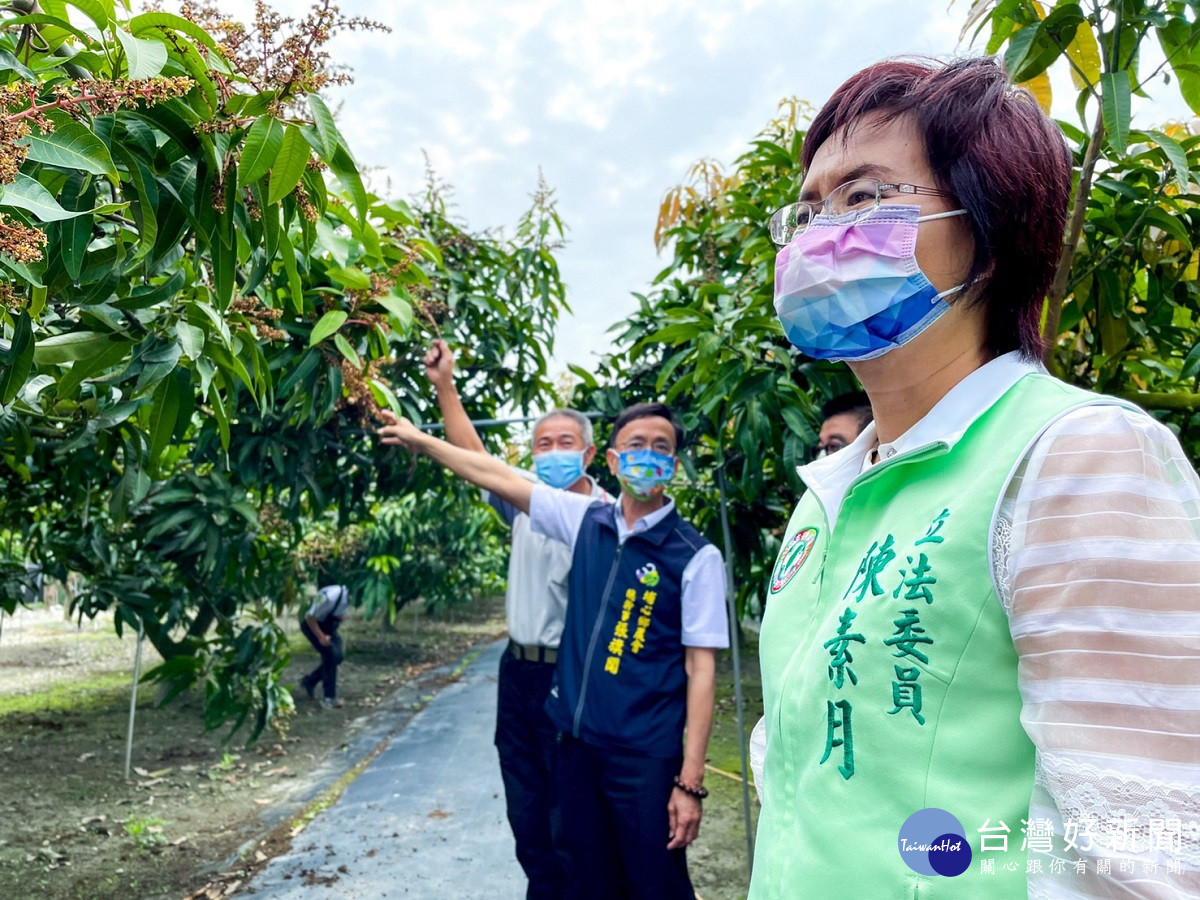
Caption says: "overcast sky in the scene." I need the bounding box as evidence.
[217,0,1193,378]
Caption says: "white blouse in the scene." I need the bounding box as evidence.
[751,354,1200,897]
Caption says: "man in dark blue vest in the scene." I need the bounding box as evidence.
[379,402,728,900]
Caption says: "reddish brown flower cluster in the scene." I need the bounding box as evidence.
[230,295,287,342]
[413,292,449,334]
[0,281,24,310]
[0,77,192,262]
[336,356,390,424]
[0,214,47,264]
[0,78,193,185]
[293,182,318,223]
[243,188,261,221]
[176,0,388,111]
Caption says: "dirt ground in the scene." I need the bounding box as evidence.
[0,600,762,899]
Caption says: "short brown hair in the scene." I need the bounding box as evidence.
[803,56,1072,359]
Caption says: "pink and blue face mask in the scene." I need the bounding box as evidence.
[773,204,967,362]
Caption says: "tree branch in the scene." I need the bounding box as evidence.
[1043,110,1107,364]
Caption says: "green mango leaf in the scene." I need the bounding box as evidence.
[0,252,44,287]
[33,330,114,364]
[238,116,283,189]
[148,368,188,472]
[307,93,343,160]
[329,144,367,226]
[225,91,277,119]
[1101,71,1131,154]
[1138,129,1192,189]
[267,124,310,206]
[278,347,320,396]
[54,337,131,399]
[164,32,219,119]
[0,311,33,404]
[1144,207,1193,249]
[376,293,412,332]
[1157,21,1200,116]
[109,459,150,525]
[0,49,36,81]
[308,310,347,347]
[1182,339,1200,381]
[129,11,218,49]
[0,13,95,48]
[1,174,83,222]
[207,382,230,450]
[176,321,205,360]
[40,0,111,30]
[21,121,118,181]
[326,266,372,290]
[115,28,168,79]
[278,229,304,314]
[368,377,401,415]
[333,333,360,368]
[1004,5,1085,83]
[58,175,96,281]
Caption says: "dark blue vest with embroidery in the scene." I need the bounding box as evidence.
[545,502,711,757]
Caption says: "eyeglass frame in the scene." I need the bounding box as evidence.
[615,438,675,456]
[768,178,955,246]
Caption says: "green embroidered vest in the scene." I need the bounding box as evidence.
[750,374,1123,899]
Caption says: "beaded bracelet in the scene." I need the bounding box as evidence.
[672,775,709,800]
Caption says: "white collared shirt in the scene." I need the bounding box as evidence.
[486,471,612,648]
[750,352,1200,895]
[529,486,730,649]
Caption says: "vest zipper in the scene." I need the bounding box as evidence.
[573,543,623,737]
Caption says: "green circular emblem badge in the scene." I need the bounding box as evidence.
[770,527,819,594]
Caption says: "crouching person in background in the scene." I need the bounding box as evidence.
[300,584,349,709]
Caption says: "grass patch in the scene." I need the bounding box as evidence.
[0,669,139,716]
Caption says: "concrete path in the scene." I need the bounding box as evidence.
[243,639,524,898]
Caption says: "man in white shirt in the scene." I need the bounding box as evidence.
[423,340,609,900]
[300,584,349,709]
[379,401,728,900]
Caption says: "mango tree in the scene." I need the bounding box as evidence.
[0,1,568,739]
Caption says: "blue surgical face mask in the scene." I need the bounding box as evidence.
[616,449,675,501]
[534,449,586,489]
[774,204,968,362]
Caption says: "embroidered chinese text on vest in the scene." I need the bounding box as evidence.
[750,374,1130,899]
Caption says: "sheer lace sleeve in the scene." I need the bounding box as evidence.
[1002,404,1200,897]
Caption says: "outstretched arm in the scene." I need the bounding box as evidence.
[424,340,487,454]
[377,410,534,513]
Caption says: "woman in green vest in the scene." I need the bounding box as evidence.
[753,56,1200,897]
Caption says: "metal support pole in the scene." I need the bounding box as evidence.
[124,618,145,780]
[717,466,756,872]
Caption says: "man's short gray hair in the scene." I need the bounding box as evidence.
[533,408,593,446]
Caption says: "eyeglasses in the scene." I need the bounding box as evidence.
[813,439,847,461]
[768,177,954,246]
[617,439,675,455]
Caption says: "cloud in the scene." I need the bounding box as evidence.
[179,1,1193,380]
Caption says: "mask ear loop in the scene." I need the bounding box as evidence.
[917,208,972,303]
[915,208,968,223]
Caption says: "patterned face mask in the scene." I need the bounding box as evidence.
[773,204,967,362]
[533,449,586,489]
[616,449,675,501]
